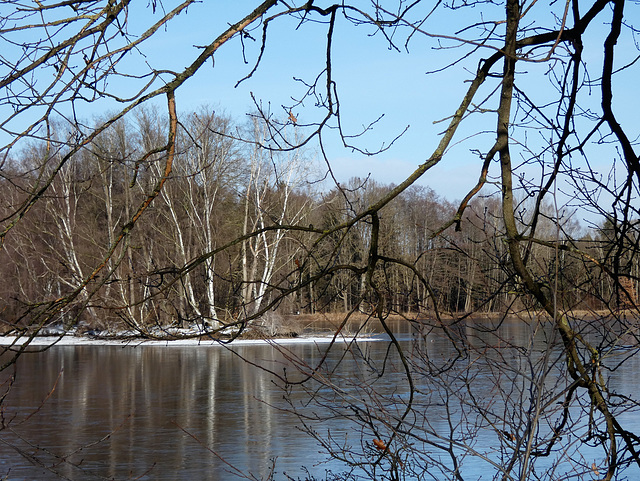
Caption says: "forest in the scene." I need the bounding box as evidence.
[1,107,636,335]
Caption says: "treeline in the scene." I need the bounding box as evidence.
[0,108,637,332]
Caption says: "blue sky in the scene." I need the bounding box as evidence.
[4,1,637,221]
[118,2,485,200]
[137,1,637,218]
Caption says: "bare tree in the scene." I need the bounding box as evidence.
[0,1,639,480]
[240,117,314,321]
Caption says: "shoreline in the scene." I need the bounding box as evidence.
[0,333,386,347]
[1,310,626,348]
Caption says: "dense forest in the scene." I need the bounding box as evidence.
[1,108,636,334]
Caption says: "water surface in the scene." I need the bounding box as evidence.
[0,319,639,480]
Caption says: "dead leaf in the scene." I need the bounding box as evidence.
[373,439,386,451]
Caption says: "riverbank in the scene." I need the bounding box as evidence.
[0,334,374,347]
[0,309,626,347]
[0,312,406,347]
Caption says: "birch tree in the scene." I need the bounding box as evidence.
[151,108,244,329]
[241,118,313,319]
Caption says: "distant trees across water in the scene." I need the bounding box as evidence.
[0,109,636,333]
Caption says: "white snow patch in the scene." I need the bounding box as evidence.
[0,334,385,347]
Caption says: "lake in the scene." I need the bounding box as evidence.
[0,317,639,480]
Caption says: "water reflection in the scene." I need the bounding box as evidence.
[0,343,342,480]
[0,318,638,480]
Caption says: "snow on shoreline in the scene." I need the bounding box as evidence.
[0,334,386,347]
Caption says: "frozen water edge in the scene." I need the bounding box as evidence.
[0,333,386,347]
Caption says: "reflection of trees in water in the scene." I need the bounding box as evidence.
[1,320,640,479]
[0,346,306,480]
